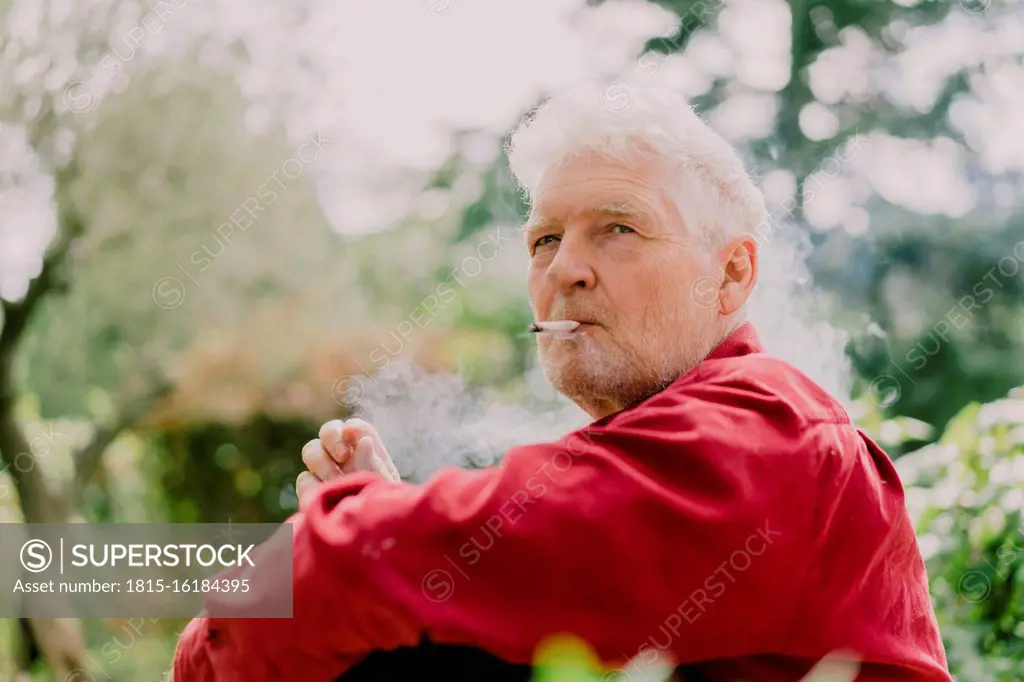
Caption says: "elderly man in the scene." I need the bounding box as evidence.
[173,84,952,681]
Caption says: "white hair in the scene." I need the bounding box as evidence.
[506,81,768,252]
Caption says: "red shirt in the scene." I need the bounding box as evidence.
[173,323,952,681]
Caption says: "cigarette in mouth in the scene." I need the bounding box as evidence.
[528,320,581,333]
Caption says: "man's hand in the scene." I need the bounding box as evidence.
[297,419,400,508]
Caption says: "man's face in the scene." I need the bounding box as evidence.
[525,150,722,417]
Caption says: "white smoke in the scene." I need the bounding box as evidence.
[352,359,590,483]
[746,218,852,406]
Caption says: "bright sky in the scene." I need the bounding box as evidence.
[1,0,1022,301]
[278,0,678,238]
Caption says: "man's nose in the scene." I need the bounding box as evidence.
[545,236,596,291]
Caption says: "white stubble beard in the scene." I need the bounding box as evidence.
[539,301,722,412]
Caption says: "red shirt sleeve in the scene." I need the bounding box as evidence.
[173,381,819,682]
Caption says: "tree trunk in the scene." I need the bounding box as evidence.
[0,375,87,681]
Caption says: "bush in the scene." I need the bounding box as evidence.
[892,389,1024,681]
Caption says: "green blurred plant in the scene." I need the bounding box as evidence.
[531,635,860,682]
[884,389,1024,681]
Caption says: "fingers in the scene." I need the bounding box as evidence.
[341,418,381,451]
[301,438,342,481]
[343,419,399,480]
[321,418,383,474]
[378,451,400,483]
[318,420,350,469]
[316,418,400,481]
[298,431,399,513]
[351,436,399,483]
[376,455,400,483]
[296,471,319,509]
[352,436,376,475]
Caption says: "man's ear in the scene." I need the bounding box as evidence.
[717,234,758,316]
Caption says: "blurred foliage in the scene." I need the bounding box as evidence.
[531,634,862,681]
[892,391,1024,682]
[156,417,315,523]
[24,619,184,682]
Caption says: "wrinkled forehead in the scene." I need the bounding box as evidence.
[524,151,691,234]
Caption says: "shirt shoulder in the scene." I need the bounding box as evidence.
[680,351,851,427]
[593,352,852,474]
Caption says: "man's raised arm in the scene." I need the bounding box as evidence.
[172,394,812,682]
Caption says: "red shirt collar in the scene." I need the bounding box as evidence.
[704,321,763,362]
[591,322,764,426]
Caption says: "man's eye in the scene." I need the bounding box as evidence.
[533,235,560,250]
[611,224,636,234]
